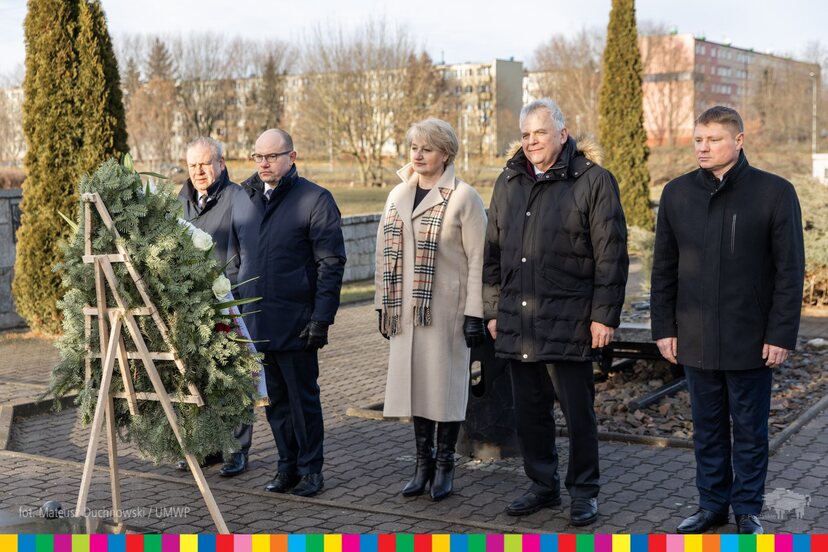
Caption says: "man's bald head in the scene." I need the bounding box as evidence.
[253,129,297,185]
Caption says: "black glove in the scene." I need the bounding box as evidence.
[299,320,329,350]
[377,310,389,340]
[463,316,485,348]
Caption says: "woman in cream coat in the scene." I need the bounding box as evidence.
[375,118,487,501]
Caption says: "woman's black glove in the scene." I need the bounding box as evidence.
[377,310,389,340]
[463,316,485,348]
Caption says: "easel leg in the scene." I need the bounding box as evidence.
[182,455,230,534]
[122,315,229,533]
[105,396,122,526]
[76,317,122,517]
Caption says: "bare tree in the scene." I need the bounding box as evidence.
[638,33,696,147]
[0,87,26,164]
[749,59,816,145]
[530,28,605,139]
[300,19,417,186]
[241,40,295,148]
[390,52,448,159]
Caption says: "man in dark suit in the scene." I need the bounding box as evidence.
[651,106,805,534]
[177,136,259,477]
[241,129,346,497]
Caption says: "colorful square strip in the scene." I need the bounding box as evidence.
[0,533,825,552]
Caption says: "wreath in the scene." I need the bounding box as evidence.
[51,157,261,463]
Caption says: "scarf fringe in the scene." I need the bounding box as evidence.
[413,306,431,327]
[381,310,401,337]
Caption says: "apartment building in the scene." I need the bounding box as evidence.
[639,33,820,145]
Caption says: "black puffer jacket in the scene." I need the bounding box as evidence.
[483,138,629,362]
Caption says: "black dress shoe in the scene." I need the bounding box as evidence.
[265,471,300,493]
[676,508,729,533]
[570,497,599,527]
[292,473,324,497]
[219,453,248,477]
[176,452,223,472]
[506,491,561,516]
[736,514,763,534]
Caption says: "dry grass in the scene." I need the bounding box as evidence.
[0,167,25,189]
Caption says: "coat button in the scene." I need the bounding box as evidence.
[526,211,531,216]
[521,257,527,262]
[574,172,579,176]
[522,301,527,306]
[522,354,528,359]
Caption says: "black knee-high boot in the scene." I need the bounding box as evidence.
[430,421,461,501]
[402,416,436,497]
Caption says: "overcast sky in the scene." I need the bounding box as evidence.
[1,0,826,79]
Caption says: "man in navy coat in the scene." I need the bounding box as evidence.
[651,106,805,534]
[241,129,346,497]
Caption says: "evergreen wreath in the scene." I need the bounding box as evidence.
[51,157,260,463]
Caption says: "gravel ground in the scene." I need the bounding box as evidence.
[585,337,828,439]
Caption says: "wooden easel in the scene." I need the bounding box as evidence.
[75,192,228,533]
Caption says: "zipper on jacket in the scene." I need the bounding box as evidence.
[730,213,737,256]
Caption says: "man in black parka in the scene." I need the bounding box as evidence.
[241,129,346,498]
[177,136,260,477]
[651,106,805,535]
[483,98,629,526]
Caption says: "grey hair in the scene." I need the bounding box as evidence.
[405,117,459,167]
[519,98,566,132]
[186,136,224,161]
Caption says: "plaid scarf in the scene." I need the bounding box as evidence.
[381,186,453,336]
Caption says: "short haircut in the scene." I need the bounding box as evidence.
[695,106,744,134]
[186,136,224,161]
[406,118,459,166]
[520,98,566,132]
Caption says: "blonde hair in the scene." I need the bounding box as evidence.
[405,118,459,166]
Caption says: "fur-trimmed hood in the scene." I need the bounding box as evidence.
[506,135,604,166]
[503,136,604,182]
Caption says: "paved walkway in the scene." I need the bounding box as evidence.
[0,303,826,533]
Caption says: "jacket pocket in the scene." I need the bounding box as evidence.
[725,209,738,258]
[539,266,590,295]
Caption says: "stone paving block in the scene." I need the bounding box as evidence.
[4,303,828,533]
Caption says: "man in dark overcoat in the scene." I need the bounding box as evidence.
[483,98,629,526]
[241,129,346,498]
[177,136,260,477]
[651,106,805,534]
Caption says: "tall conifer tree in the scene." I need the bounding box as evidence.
[13,0,128,334]
[598,0,653,230]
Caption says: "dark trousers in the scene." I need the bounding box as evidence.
[234,418,253,455]
[263,350,324,475]
[510,360,600,498]
[685,365,773,515]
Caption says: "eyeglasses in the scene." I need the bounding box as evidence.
[251,150,292,164]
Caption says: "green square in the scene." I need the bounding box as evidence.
[144,534,162,552]
[307,534,325,552]
[35,534,52,552]
[576,534,594,552]
[396,534,414,552]
[738,535,756,552]
[468,534,487,552]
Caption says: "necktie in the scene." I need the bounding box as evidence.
[265,188,273,202]
[198,194,207,210]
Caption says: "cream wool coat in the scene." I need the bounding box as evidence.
[374,162,487,421]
